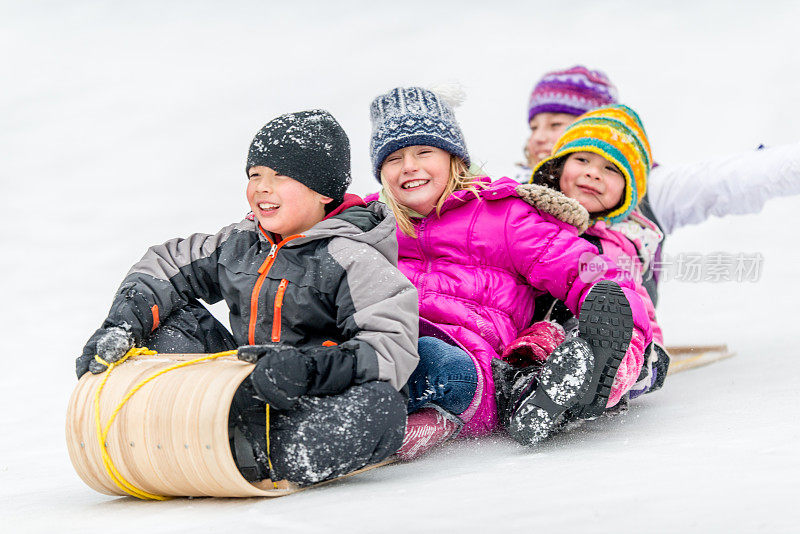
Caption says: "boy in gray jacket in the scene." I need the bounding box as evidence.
[76,110,419,486]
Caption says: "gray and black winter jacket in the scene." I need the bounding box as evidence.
[81,199,419,392]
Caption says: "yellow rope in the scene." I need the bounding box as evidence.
[92,346,273,500]
[265,404,277,489]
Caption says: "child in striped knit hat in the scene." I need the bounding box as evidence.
[498,105,668,416]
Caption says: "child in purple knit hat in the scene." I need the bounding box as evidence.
[511,64,800,310]
[523,66,618,171]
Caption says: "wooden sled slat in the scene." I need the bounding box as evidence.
[66,354,307,497]
[664,344,735,375]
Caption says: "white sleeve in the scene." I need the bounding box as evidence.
[647,142,800,234]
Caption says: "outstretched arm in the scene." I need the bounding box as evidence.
[648,142,800,234]
[77,223,239,377]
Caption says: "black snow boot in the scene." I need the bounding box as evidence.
[571,280,634,420]
[228,380,272,482]
[505,337,595,445]
[491,358,542,429]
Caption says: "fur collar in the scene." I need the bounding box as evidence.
[515,184,590,234]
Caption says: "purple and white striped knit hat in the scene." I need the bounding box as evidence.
[528,65,619,121]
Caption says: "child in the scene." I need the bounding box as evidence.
[514,65,800,305]
[75,109,420,486]
[368,86,654,451]
[512,104,668,401]
[515,66,617,181]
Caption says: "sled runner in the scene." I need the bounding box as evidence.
[66,353,393,499]
[664,344,735,375]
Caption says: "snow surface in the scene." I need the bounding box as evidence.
[2,1,799,532]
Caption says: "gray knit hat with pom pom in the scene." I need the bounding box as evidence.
[369,86,470,180]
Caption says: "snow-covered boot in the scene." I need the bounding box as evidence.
[572,280,634,419]
[395,405,463,461]
[506,337,595,445]
[492,358,542,429]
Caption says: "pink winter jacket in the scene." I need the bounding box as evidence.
[584,219,664,345]
[389,178,653,436]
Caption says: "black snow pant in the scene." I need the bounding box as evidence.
[143,300,406,486]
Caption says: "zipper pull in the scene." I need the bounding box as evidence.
[258,244,278,274]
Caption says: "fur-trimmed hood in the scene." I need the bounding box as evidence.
[515,183,590,234]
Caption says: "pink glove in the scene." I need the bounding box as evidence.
[501,321,566,368]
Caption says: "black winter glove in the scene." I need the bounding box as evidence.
[76,325,135,378]
[238,344,358,411]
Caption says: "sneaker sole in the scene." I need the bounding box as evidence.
[574,281,633,419]
[507,338,593,445]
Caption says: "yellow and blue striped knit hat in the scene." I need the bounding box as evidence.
[530,104,652,224]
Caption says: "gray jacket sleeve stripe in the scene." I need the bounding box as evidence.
[108,221,243,339]
[327,236,419,392]
[128,222,241,283]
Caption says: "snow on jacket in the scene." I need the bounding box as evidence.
[392,177,653,436]
[88,197,419,391]
[647,142,800,234]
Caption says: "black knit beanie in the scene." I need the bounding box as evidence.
[246,109,352,203]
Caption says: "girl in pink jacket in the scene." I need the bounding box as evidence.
[368,87,653,455]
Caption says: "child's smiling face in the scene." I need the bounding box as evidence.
[246,166,332,237]
[526,112,578,166]
[559,151,625,215]
[380,145,451,216]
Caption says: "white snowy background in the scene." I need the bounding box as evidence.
[2,1,799,532]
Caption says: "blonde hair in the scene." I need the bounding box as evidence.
[380,154,485,238]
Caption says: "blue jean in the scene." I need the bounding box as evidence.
[407,336,478,416]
